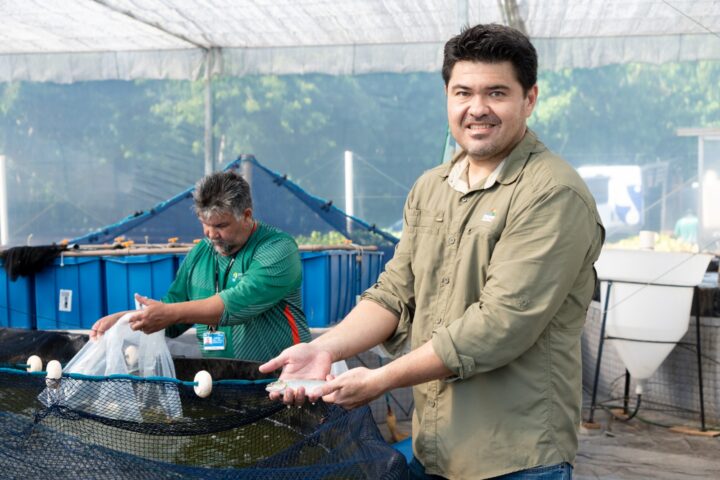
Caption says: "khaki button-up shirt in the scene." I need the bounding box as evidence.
[363,131,604,479]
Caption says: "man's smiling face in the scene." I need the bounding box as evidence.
[446,60,537,167]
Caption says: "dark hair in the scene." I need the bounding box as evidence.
[193,170,252,220]
[442,23,537,94]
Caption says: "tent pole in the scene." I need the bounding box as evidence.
[344,150,354,234]
[0,155,8,246]
[204,48,215,175]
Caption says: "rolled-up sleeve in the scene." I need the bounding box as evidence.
[432,185,599,378]
[218,236,301,326]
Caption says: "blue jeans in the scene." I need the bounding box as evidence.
[408,458,572,480]
[492,463,573,479]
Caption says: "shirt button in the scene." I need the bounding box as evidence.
[448,236,456,244]
[428,400,436,408]
[461,197,469,203]
[441,277,449,285]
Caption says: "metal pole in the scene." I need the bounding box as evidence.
[694,286,707,431]
[344,150,354,234]
[623,369,631,415]
[588,281,613,424]
[0,155,8,246]
[204,48,215,175]
[660,164,668,233]
[697,137,704,247]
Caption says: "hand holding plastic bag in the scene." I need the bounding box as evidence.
[40,311,182,421]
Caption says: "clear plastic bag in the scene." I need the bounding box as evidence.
[40,311,182,422]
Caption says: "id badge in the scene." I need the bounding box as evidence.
[202,331,226,351]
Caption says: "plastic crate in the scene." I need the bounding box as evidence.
[356,251,384,296]
[300,250,358,327]
[35,256,105,330]
[0,258,35,329]
[104,254,177,313]
[176,253,188,272]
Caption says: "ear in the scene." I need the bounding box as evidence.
[243,207,253,221]
[524,84,538,117]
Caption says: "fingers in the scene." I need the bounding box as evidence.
[127,313,151,334]
[89,318,108,340]
[127,312,142,330]
[134,293,159,306]
[259,354,287,373]
[308,382,334,404]
[284,386,307,406]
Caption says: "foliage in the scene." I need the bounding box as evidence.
[531,62,720,179]
[0,61,719,245]
[294,230,349,246]
[606,233,698,253]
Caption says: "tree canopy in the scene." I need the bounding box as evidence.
[1,61,718,245]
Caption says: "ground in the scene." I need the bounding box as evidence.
[575,408,720,479]
[378,403,720,479]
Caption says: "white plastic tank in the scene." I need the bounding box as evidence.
[595,249,712,380]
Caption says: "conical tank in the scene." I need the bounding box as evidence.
[595,249,712,380]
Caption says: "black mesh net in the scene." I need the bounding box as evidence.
[0,330,407,479]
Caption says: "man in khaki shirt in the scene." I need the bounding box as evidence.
[262,24,604,479]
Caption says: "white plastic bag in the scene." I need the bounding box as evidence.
[40,311,182,421]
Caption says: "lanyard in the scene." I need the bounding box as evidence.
[213,221,257,293]
[210,254,236,333]
[209,221,256,332]
[215,255,237,294]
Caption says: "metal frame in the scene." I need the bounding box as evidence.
[587,281,709,431]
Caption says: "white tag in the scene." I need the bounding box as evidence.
[202,331,226,351]
[58,289,73,312]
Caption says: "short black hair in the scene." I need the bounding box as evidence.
[442,23,537,94]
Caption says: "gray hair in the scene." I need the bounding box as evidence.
[193,170,253,220]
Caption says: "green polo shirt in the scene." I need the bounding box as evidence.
[363,130,605,478]
[164,221,310,362]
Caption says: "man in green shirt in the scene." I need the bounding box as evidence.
[261,24,604,479]
[91,171,310,362]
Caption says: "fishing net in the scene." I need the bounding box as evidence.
[0,331,407,479]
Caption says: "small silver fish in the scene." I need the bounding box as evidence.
[265,379,326,394]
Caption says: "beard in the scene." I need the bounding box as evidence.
[212,240,238,256]
[464,139,503,159]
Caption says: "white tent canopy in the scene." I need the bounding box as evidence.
[1,0,719,83]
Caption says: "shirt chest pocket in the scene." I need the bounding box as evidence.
[406,208,444,235]
[463,215,502,248]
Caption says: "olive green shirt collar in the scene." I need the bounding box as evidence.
[438,129,545,187]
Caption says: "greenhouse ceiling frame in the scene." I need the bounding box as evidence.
[0,0,718,174]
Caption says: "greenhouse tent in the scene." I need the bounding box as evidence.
[1,0,718,173]
[70,154,398,256]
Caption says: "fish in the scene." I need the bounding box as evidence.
[265,379,327,395]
